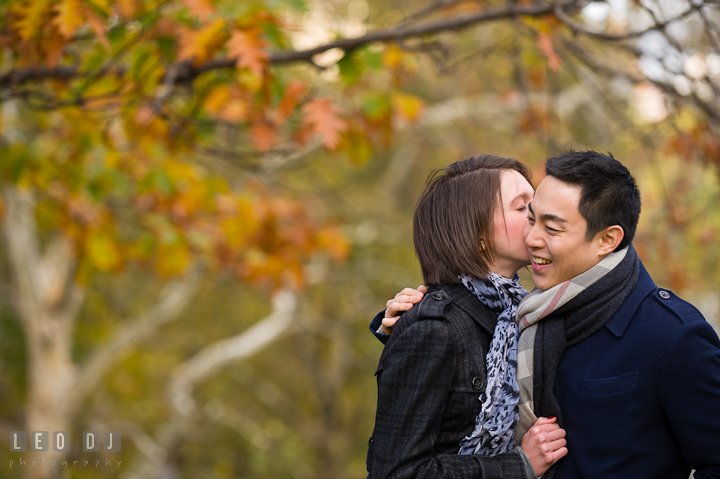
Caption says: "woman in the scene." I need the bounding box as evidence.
[366,155,566,479]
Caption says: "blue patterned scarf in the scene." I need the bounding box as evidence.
[457,272,528,456]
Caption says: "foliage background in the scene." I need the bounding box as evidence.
[0,0,719,478]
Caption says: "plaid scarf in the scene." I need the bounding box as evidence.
[514,245,639,478]
[457,272,528,456]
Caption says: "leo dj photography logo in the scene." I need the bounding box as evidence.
[9,431,122,470]
[10,431,121,452]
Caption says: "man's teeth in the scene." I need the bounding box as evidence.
[533,257,552,265]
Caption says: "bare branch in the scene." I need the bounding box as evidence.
[553,0,709,41]
[74,268,202,409]
[168,288,297,417]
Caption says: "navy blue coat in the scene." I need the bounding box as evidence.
[551,261,720,479]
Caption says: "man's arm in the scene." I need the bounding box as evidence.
[369,311,390,344]
[659,319,720,478]
[369,287,426,343]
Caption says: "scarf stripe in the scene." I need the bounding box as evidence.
[517,247,629,333]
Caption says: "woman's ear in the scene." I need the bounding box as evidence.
[598,225,624,255]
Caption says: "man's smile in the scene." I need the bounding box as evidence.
[532,256,552,265]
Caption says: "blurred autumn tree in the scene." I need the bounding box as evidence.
[0,0,719,478]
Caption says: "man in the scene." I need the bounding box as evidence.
[373,151,720,478]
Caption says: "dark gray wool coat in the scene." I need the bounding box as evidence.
[367,283,527,479]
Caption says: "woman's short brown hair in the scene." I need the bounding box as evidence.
[413,154,532,285]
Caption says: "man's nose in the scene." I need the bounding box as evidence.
[525,223,542,248]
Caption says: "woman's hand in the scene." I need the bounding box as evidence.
[378,286,427,335]
[520,416,568,477]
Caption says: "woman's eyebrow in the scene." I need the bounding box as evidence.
[510,192,532,204]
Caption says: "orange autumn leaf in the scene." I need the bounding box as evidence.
[250,121,277,151]
[183,0,216,22]
[115,0,138,18]
[178,19,227,65]
[83,6,110,49]
[227,29,269,77]
[537,33,562,72]
[301,98,348,150]
[53,0,85,39]
[276,80,307,123]
[45,33,66,68]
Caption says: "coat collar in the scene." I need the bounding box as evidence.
[427,283,498,335]
[604,260,656,338]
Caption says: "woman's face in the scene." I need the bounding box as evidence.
[488,169,534,277]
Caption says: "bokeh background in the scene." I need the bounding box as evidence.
[1,0,719,478]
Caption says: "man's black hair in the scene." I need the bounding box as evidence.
[545,150,641,251]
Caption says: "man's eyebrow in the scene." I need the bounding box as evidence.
[527,203,568,223]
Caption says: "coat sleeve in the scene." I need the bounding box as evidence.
[369,311,390,345]
[659,319,720,479]
[369,318,526,479]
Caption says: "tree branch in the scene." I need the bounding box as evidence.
[553,0,711,41]
[0,1,576,90]
[168,288,297,417]
[0,185,43,322]
[121,288,298,479]
[74,267,202,410]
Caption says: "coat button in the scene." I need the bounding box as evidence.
[431,292,445,300]
[472,377,484,390]
[659,290,670,300]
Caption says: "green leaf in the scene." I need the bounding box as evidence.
[361,93,391,120]
[338,50,364,85]
[361,47,384,70]
[0,144,30,182]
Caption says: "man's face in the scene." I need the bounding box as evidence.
[525,176,607,290]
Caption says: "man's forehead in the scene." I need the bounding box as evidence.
[532,176,582,218]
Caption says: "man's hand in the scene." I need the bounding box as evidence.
[378,286,427,335]
[520,417,568,477]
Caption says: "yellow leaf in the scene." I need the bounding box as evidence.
[84,0,114,15]
[205,85,249,122]
[205,85,231,113]
[86,230,122,271]
[14,0,54,42]
[392,92,425,122]
[178,19,228,66]
[53,0,85,39]
[383,44,403,69]
[156,241,191,277]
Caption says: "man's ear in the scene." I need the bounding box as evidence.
[597,225,624,255]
